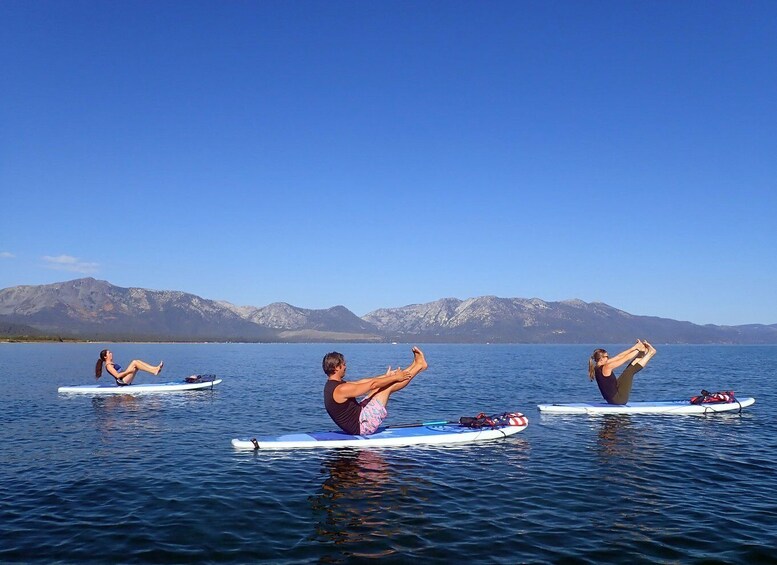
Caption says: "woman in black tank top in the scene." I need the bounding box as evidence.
[588,340,657,404]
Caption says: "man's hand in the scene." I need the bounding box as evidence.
[386,366,411,381]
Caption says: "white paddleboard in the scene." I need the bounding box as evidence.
[58,376,222,394]
[232,417,528,450]
[537,397,755,415]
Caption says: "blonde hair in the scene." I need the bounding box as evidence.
[588,348,607,381]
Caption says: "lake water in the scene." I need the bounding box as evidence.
[1,343,776,563]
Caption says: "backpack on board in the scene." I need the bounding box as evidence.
[459,412,528,428]
[690,390,736,405]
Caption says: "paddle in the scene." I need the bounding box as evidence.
[385,411,528,430]
[385,420,455,429]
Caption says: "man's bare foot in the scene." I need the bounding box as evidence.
[412,346,428,372]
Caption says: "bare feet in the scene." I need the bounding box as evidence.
[636,342,656,366]
[412,346,428,372]
[154,361,164,375]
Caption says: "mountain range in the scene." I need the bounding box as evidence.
[1,278,775,343]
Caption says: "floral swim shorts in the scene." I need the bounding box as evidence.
[358,396,387,435]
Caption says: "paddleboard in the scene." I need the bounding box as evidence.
[537,397,755,415]
[232,417,528,450]
[58,376,222,394]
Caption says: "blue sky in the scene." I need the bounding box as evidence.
[2,1,776,325]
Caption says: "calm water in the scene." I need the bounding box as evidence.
[1,343,776,563]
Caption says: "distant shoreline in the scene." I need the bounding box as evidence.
[1,336,84,343]
[3,336,777,346]
[0,337,216,344]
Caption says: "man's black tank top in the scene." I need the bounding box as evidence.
[324,379,361,435]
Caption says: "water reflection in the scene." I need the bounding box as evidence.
[309,449,415,561]
[595,415,638,457]
[91,395,164,440]
[504,436,531,468]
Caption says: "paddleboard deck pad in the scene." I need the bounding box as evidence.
[58,376,222,394]
[232,414,528,450]
[537,397,755,415]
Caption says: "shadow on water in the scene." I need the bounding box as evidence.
[305,437,532,562]
[308,448,423,562]
[595,415,641,459]
[90,394,165,435]
[308,449,394,558]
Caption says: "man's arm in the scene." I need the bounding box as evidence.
[333,368,411,402]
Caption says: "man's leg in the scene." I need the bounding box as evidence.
[358,396,388,435]
[370,347,428,405]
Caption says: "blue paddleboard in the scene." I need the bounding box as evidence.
[232,415,528,450]
[58,376,221,394]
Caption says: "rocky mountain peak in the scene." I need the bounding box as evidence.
[1,279,776,343]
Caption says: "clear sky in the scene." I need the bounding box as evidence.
[2,1,776,325]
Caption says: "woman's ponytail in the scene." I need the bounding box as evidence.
[95,349,108,379]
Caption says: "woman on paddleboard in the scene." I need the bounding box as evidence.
[589,340,656,405]
[323,346,428,435]
[95,349,164,386]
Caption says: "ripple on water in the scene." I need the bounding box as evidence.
[1,344,776,563]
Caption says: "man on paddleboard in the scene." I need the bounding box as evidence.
[323,347,428,435]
